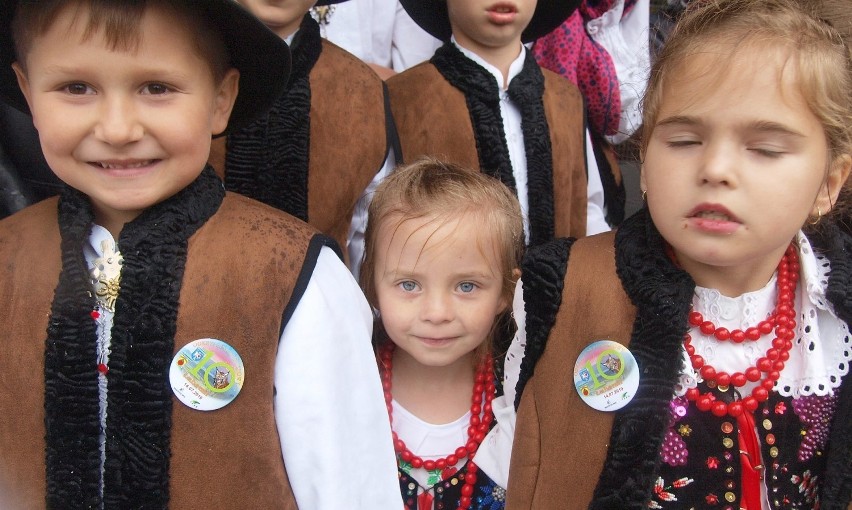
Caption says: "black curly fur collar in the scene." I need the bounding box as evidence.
[44,167,224,508]
[224,14,322,222]
[431,42,555,246]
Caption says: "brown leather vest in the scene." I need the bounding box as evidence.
[209,40,387,261]
[506,232,634,509]
[0,193,320,509]
[387,62,588,238]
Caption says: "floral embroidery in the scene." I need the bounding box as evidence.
[706,457,719,469]
[648,477,693,508]
[775,402,787,414]
[791,470,820,505]
[678,424,692,437]
[705,493,719,505]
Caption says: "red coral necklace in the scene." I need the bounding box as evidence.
[682,244,799,417]
[379,343,495,510]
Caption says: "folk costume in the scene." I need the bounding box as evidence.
[0,170,403,509]
[389,0,625,240]
[0,0,402,507]
[208,9,394,270]
[505,208,852,510]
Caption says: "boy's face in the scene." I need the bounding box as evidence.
[447,0,537,54]
[237,0,318,39]
[13,3,238,232]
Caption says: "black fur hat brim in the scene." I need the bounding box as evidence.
[0,0,291,136]
[399,0,580,43]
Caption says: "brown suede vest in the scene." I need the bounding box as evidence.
[0,193,320,509]
[209,40,387,260]
[387,62,588,238]
[506,232,634,509]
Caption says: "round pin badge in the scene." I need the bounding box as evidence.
[170,338,245,411]
[573,340,639,412]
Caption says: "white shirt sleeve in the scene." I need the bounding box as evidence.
[585,0,650,144]
[585,129,612,235]
[348,148,396,283]
[390,1,442,71]
[274,247,403,509]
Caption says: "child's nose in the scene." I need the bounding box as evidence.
[420,291,453,323]
[93,96,144,145]
[698,141,737,187]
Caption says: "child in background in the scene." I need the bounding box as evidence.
[506,0,852,508]
[360,159,525,509]
[388,0,624,242]
[210,0,395,275]
[0,0,401,507]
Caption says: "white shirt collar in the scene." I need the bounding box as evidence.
[450,36,526,91]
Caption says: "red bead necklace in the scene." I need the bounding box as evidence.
[379,343,495,510]
[683,244,799,418]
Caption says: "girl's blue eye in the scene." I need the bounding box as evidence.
[400,281,417,292]
[459,282,475,293]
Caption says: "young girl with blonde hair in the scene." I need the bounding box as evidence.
[361,158,525,509]
[505,0,852,508]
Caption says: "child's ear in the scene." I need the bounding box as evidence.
[813,153,852,216]
[12,62,35,127]
[211,68,240,136]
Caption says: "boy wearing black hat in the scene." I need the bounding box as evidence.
[0,0,402,508]
[388,0,623,245]
[209,0,395,276]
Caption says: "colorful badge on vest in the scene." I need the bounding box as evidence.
[170,338,245,411]
[574,340,639,412]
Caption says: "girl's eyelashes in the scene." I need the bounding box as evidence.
[748,147,785,158]
[398,280,419,292]
[666,139,701,148]
[458,281,476,293]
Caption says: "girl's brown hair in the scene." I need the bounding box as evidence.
[360,157,525,356]
[642,0,852,228]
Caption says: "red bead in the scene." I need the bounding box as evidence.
[745,367,762,382]
[459,496,472,508]
[447,455,458,466]
[752,386,769,402]
[767,349,779,361]
[779,350,790,362]
[697,396,713,412]
[727,401,744,417]
[762,379,775,391]
[731,372,747,387]
[700,321,716,335]
[773,360,785,371]
[730,330,746,343]
[461,484,474,497]
[743,396,759,412]
[411,458,423,469]
[685,343,695,356]
[423,460,436,471]
[711,401,728,417]
[759,321,774,334]
[97,363,109,375]
[456,447,468,459]
[714,328,730,341]
[400,451,412,462]
[689,311,703,325]
[715,372,731,387]
[685,388,700,401]
[745,327,761,341]
[691,355,705,369]
[466,440,478,453]
[757,358,772,372]
[767,370,780,381]
[700,365,716,380]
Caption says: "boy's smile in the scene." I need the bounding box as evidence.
[13,2,238,236]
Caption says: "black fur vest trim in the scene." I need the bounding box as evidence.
[44,167,224,509]
[431,43,555,246]
[224,14,322,222]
